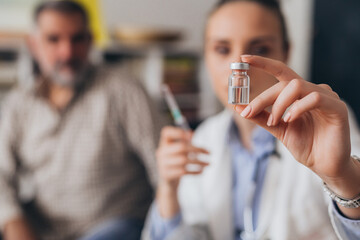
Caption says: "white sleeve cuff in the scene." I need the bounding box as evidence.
[329,200,360,240]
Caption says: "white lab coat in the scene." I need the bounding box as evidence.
[173,108,360,240]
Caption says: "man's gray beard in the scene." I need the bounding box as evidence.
[48,62,90,88]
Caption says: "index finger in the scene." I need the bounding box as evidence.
[159,126,192,146]
[241,55,301,82]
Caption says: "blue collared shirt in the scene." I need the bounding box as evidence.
[228,123,275,238]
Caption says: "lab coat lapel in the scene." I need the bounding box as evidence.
[256,143,283,239]
[203,113,233,240]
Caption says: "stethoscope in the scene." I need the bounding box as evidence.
[241,180,259,240]
[239,150,280,240]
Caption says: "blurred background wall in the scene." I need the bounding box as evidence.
[0,0,358,125]
[311,0,360,122]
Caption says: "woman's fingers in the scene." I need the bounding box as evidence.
[158,142,210,163]
[238,55,342,125]
[159,126,192,146]
[283,92,347,123]
[159,154,208,180]
[162,155,209,168]
[162,168,203,180]
[241,55,301,82]
[269,79,335,125]
[158,141,209,156]
[157,126,210,182]
[238,77,341,126]
[318,84,340,99]
[235,91,347,141]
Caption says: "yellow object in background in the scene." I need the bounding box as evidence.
[71,0,109,48]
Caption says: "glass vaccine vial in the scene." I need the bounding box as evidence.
[228,62,250,105]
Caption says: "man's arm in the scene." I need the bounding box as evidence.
[0,92,37,240]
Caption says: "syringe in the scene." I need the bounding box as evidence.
[161,84,191,131]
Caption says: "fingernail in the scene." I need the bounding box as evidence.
[240,105,251,118]
[283,112,291,122]
[267,114,273,126]
[241,55,252,60]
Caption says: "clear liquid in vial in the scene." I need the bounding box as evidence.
[228,86,249,105]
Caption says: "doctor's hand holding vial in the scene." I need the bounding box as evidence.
[235,54,360,219]
[147,0,360,240]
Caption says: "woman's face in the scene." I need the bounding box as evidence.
[205,1,288,107]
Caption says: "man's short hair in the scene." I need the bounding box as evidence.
[34,1,89,26]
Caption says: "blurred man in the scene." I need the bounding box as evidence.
[0,1,159,240]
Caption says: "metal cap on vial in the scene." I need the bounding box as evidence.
[230,62,250,70]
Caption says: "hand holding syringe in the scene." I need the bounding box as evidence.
[161,84,209,173]
[156,85,209,219]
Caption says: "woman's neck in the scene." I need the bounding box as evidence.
[233,112,257,151]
